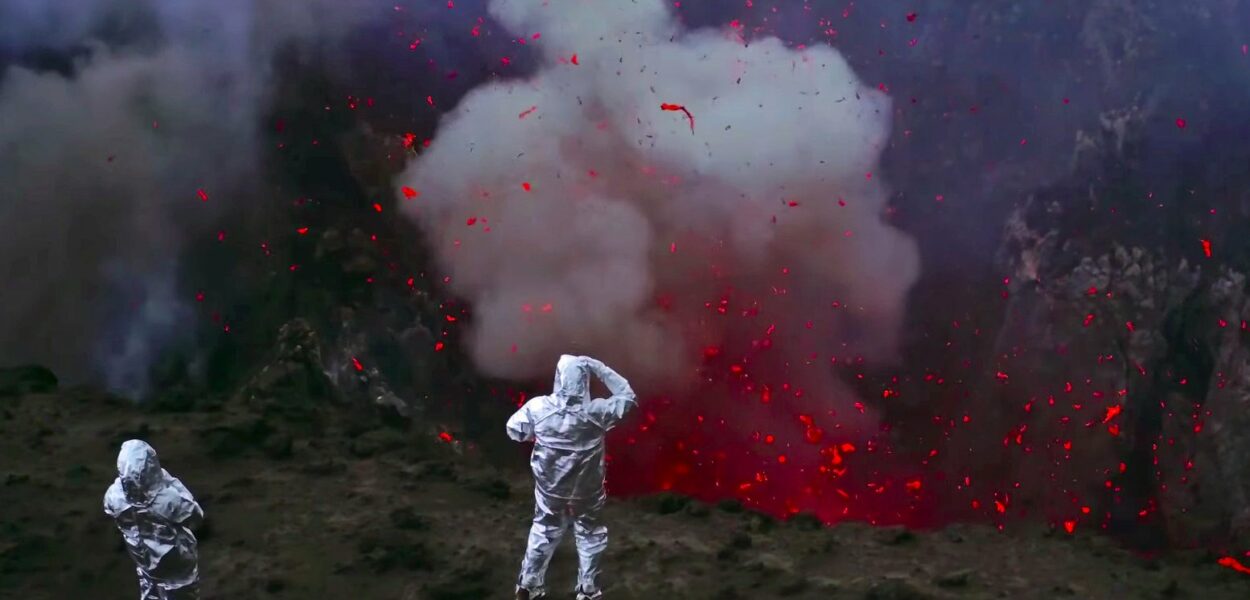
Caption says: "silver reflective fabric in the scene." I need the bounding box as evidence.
[508,355,637,597]
[103,440,203,600]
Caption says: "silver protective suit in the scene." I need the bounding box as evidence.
[103,440,203,600]
[508,355,636,597]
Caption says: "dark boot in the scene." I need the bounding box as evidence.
[576,587,603,600]
[516,586,545,600]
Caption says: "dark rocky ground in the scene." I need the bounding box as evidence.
[2,370,1249,600]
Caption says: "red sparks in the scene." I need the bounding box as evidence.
[401,186,419,199]
[296,227,309,235]
[1218,556,1250,575]
[1201,239,1212,257]
[522,182,532,191]
[1103,404,1123,423]
[660,103,695,133]
[438,431,454,443]
[434,342,445,351]
[351,357,364,372]
[1063,520,1076,534]
[373,202,383,213]
[570,53,580,65]
[519,105,538,119]
[196,189,209,202]
[1176,118,1187,129]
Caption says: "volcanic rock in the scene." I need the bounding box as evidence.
[934,568,973,588]
[239,319,335,410]
[0,365,57,397]
[865,578,935,600]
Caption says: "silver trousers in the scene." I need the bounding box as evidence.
[517,488,608,596]
[138,570,199,600]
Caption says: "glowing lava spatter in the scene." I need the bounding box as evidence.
[660,103,695,133]
[1218,556,1250,575]
[394,0,1225,539]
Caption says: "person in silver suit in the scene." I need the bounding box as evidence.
[104,440,203,600]
[507,355,637,600]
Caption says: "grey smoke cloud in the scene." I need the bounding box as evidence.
[397,0,920,422]
[0,0,378,394]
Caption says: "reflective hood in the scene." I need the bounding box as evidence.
[552,354,591,404]
[117,439,163,504]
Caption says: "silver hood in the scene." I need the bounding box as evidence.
[552,354,591,405]
[117,439,164,505]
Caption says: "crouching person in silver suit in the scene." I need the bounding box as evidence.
[508,355,637,600]
[104,440,203,599]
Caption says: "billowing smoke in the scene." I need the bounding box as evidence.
[397,0,920,432]
[0,0,374,395]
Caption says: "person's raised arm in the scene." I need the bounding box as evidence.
[506,402,536,442]
[582,357,637,429]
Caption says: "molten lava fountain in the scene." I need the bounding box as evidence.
[396,0,922,525]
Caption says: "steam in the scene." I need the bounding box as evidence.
[397,0,919,420]
[0,0,373,394]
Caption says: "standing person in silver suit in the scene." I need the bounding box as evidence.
[507,355,637,600]
[104,440,203,599]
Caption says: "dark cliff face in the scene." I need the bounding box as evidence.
[986,107,1250,549]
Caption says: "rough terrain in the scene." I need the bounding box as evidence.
[2,373,1248,600]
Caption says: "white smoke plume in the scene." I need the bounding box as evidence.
[397,0,920,423]
[0,0,375,394]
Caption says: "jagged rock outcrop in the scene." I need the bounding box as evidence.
[237,318,335,407]
[990,103,1250,548]
[325,307,417,418]
[1175,270,1250,546]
